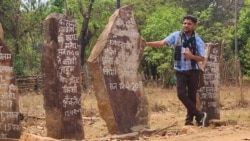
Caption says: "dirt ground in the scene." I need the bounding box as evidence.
[19,83,250,141]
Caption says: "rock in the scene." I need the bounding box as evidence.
[0,138,19,141]
[209,119,228,127]
[0,22,3,40]
[20,133,59,141]
[42,13,83,139]
[197,43,220,126]
[0,30,21,139]
[130,125,149,132]
[88,5,149,134]
[180,126,199,134]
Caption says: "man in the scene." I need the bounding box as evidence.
[144,15,207,127]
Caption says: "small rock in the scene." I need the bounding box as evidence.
[180,126,199,134]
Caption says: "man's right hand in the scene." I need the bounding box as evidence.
[141,37,147,47]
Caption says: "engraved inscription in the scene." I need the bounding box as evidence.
[57,18,81,117]
[100,15,143,92]
[198,45,220,111]
[0,41,20,139]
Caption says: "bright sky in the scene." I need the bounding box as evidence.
[22,0,48,3]
[40,0,48,3]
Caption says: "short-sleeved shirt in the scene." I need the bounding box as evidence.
[165,31,205,71]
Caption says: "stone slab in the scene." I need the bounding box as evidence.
[42,13,83,139]
[88,5,149,134]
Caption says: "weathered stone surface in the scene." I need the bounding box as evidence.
[0,22,3,40]
[42,13,84,139]
[197,43,220,126]
[198,43,212,71]
[88,5,149,134]
[196,43,212,111]
[209,119,228,127]
[0,138,18,141]
[130,125,149,132]
[0,35,21,138]
[20,133,58,141]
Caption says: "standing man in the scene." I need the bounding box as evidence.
[144,15,207,127]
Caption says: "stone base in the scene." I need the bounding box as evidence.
[19,133,59,141]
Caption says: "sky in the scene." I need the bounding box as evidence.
[22,0,49,3]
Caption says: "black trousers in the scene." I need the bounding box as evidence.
[176,69,200,122]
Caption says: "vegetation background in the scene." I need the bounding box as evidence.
[0,0,249,85]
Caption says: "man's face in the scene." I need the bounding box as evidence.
[182,19,196,34]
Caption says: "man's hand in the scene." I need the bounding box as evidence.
[184,50,205,62]
[183,48,193,59]
[183,51,194,59]
[141,37,147,47]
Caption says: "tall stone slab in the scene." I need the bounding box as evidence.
[0,28,21,139]
[0,23,3,41]
[88,5,149,134]
[42,13,84,140]
[198,43,220,126]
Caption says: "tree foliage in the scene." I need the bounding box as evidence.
[122,0,169,30]
[47,0,65,13]
[0,0,249,79]
[194,6,225,43]
[238,0,250,75]
[172,0,212,13]
[0,0,48,75]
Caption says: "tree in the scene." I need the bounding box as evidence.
[173,0,212,13]
[47,0,65,13]
[238,0,250,76]
[194,6,225,43]
[117,0,120,8]
[0,0,48,75]
[122,0,169,30]
[64,0,116,66]
[77,0,98,66]
[0,0,26,55]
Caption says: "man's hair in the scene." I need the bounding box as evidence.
[183,15,197,24]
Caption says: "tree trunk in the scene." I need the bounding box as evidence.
[117,0,121,8]
[79,0,96,66]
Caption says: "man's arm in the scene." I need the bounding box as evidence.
[146,39,168,48]
[184,52,205,62]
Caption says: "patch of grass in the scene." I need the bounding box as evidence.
[151,102,167,112]
[19,84,250,139]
